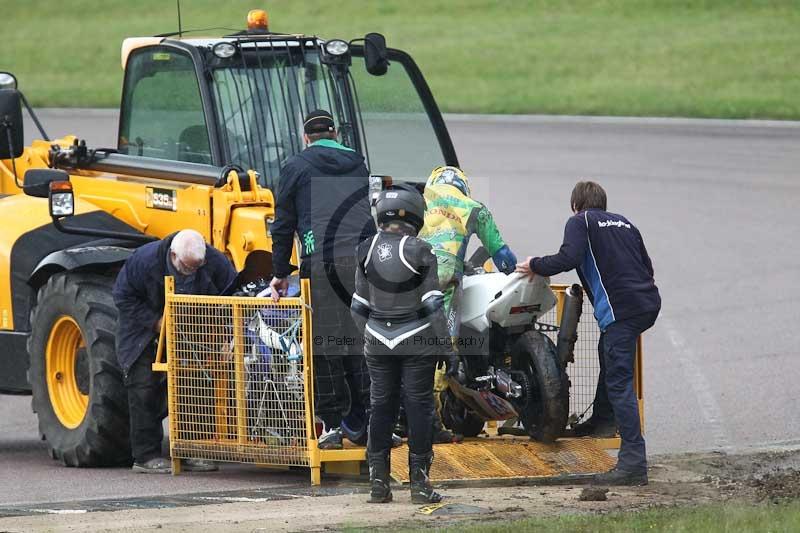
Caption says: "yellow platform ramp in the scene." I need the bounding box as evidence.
[391,437,615,484]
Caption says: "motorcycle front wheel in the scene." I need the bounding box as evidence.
[510,331,569,443]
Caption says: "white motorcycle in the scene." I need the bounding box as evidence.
[440,249,582,443]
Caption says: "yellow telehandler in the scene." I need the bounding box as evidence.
[0,11,458,466]
[0,11,631,484]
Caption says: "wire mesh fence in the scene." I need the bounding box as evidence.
[164,283,313,467]
[540,285,603,426]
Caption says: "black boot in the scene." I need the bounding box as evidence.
[409,451,442,504]
[572,416,617,438]
[367,451,393,503]
[592,467,648,486]
[432,409,456,444]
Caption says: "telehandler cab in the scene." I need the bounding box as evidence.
[0,11,457,466]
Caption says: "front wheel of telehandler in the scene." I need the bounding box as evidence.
[27,272,131,467]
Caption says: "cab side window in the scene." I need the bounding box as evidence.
[119,47,211,164]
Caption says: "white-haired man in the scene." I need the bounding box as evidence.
[113,229,236,473]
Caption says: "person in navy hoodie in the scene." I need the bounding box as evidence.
[516,181,660,486]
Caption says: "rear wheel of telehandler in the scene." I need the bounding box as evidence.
[511,331,569,443]
[27,272,131,466]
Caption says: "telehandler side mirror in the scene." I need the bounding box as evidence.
[0,85,24,160]
[23,168,69,198]
[364,33,389,76]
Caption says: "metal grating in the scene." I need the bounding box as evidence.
[165,288,312,467]
[390,437,616,483]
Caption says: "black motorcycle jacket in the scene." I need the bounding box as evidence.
[351,230,453,352]
[270,141,375,278]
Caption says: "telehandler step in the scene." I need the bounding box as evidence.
[390,436,616,485]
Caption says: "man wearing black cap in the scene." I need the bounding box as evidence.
[268,109,376,449]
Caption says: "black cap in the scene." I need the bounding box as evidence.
[303,109,335,134]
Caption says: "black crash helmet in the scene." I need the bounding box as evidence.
[375,183,426,233]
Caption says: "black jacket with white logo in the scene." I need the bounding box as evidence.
[270,141,376,278]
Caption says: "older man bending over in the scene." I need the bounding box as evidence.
[113,229,236,473]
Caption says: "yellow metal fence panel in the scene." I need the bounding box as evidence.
[165,284,312,467]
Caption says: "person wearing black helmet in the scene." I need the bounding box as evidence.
[351,183,455,504]
[268,109,376,450]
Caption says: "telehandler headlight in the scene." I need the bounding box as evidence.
[213,42,237,59]
[0,72,17,90]
[325,40,349,56]
[49,180,74,218]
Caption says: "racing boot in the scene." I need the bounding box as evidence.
[409,451,442,504]
[367,450,393,503]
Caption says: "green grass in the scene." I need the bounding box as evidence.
[379,501,800,532]
[2,0,799,118]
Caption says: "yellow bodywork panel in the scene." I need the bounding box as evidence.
[0,137,280,331]
[68,172,215,241]
[211,172,276,272]
[0,193,102,330]
[0,139,51,195]
[225,205,273,269]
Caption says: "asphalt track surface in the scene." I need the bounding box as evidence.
[3,110,799,507]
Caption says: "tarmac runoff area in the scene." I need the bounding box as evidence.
[6,110,800,515]
[1,448,800,532]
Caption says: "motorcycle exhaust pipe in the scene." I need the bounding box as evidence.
[495,369,523,399]
[557,284,583,366]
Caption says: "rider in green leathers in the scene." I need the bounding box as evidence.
[418,165,517,439]
[419,166,517,335]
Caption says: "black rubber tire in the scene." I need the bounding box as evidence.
[27,272,131,467]
[439,387,485,438]
[511,331,569,443]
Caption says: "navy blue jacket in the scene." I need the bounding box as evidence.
[270,141,376,278]
[531,209,660,331]
[112,233,237,371]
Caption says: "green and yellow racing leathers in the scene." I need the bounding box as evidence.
[418,178,516,337]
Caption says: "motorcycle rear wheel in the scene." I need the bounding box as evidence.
[511,331,569,443]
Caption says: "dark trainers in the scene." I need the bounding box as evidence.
[593,467,648,486]
[318,427,343,450]
[572,417,617,438]
[182,458,218,472]
[132,457,171,474]
[391,433,403,448]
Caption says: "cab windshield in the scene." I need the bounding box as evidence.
[211,40,358,189]
[211,38,447,188]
